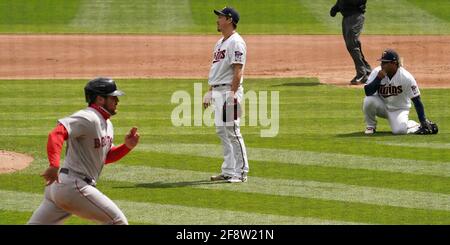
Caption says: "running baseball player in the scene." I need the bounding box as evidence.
[28,77,140,225]
[363,49,438,135]
[203,7,249,183]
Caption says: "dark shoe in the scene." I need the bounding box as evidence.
[350,75,368,85]
[210,174,232,181]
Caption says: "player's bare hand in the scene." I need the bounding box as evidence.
[40,166,59,186]
[377,69,387,79]
[203,91,212,109]
[125,127,140,149]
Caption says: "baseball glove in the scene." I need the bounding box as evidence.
[415,119,438,135]
[222,98,241,122]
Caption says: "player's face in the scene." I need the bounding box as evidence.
[103,96,119,115]
[216,15,229,32]
[381,61,396,74]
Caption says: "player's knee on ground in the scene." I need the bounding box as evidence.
[391,124,408,135]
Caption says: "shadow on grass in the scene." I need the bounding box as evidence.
[272,82,321,87]
[113,179,229,189]
[336,131,396,138]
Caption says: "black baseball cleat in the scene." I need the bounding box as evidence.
[350,75,368,85]
[210,174,232,181]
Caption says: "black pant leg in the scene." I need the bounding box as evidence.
[342,14,371,78]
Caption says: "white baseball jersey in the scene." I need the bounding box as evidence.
[367,66,420,111]
[208,32,246,86]
[58,107,113,181]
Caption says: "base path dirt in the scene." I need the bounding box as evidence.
[0,150,33,174]
[0,34,449,87]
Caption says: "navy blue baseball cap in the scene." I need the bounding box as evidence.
[378,49,399,62]
[214,7,240,25]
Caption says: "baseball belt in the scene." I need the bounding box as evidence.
[60,168,96,187]
[212,84,230,88]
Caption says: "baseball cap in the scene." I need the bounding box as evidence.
[214,7,240,25]
[378,49,399,62]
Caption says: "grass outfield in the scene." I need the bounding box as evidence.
[0,78,449,224]
[0,0,448,34]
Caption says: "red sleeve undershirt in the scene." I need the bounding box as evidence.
[104,144,131,164]
[47,124,68,168]
[47,123,131,167]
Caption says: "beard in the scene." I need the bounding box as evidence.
[101,105,116,115]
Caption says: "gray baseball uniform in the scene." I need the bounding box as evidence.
[28,107,128,225]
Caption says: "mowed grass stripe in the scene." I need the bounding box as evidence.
[69,0,194,33]
[0,190,360,225]
[20,156,450,195]
[365,0,449,34]
[101,165,450,211]
[137,143,450,177]
[68,0,112,32]
[3,169,450,224]
[377,142,450,150]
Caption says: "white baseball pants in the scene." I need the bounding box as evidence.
[212,85,249,178]
[363,96,420,135]
[27,173,127,225]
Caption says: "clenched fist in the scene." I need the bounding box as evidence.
[40,166,59,186]
[125,127,140,149]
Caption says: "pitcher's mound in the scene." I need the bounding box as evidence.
[0,150,33,174]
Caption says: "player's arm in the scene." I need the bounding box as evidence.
[105,127,139,164]
[411,96,427,125]
[364,69,386,96]
[42,123,68,185]
[231,63,243,94]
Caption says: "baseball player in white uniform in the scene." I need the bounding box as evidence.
[363,49,436,135]
[28,78,140,225]
[203,7,249,183]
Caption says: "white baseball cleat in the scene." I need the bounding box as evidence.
[227,176,248,183]
[364,127,376,135]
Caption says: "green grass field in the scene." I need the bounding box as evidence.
[0,0,449,34]
[0,0,449,225]
[0,78,449,224]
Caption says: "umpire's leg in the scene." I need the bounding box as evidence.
[343,14,371,78]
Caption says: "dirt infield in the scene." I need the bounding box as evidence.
[0,150,33,174]
[0,34,449,87]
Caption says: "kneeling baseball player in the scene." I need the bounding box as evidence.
[28,78,140,225]
[363,49,438,135]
